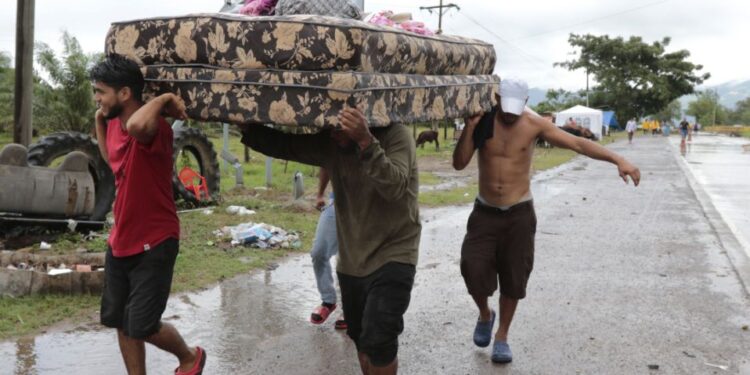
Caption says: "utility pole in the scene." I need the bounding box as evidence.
[420,0,459,34]
[586,67,589,107]
[14,0,35,146]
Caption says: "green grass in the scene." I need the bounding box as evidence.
[703,125,750,138]
[419,183,478,207]
[419,171,441,186]
[0,131,11,146]
[0,294,100,339]
[532,147,578,172]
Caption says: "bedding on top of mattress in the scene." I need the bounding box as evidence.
[107,13,496,76]
[142,65,499,128]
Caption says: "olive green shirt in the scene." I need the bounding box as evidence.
[241,125,421,277]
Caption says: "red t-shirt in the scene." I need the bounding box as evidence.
[106,117,179,257]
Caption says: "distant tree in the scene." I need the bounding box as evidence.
[532,88,586,114]
[652,99,682,123]
[728,97,750,125]
[0,52,13,132]
[687,90,729,125]
[34,31,102,133]
[556,34,710,122]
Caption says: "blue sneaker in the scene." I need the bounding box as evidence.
[491,340,513,363]
[472,310,495,347]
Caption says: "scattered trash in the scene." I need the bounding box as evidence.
[202,209,214,215]
[3,261,102,276]
[74,264,92,273]
[218,222,301,249]
[48,267,72,276]
[582,197,587,201]
[206,241,215,246]
[83,231,107,241]
[463,193,469,197]
[704,362,729,371]
[226,205,256,216]
[658,273,668,277]
[67,219,78,232]
[647,364,659,370]
[742,325,748,331]
[682,351,696,358]
[39,241,52,250]
[266,262,279,271]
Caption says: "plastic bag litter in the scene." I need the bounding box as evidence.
[226,206,256,216]
[220,222,301,249]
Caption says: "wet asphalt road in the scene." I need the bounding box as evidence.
[2,135,749,374]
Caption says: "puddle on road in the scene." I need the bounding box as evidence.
[673,135,750,258]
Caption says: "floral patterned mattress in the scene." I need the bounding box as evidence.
[107,14,499,128]
[142,65,499,128]
[106,13,496,75]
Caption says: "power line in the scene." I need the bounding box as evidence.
[457,11,549,69]
[510,0,671,41]
[419,0,460,34]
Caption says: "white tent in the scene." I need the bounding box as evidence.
[555,105,604,140]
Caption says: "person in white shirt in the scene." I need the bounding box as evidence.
[625,118,638,144]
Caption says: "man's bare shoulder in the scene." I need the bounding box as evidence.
[523,108,553,128]
[516,108,553,138]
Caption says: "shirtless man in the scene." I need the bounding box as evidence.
[452,78,641,364]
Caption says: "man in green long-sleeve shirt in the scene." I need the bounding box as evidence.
[241,108,420,375]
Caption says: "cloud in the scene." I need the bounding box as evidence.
[1,0,747,90]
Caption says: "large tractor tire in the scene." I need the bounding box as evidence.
[27,132,115,221]
[172,127,220,205]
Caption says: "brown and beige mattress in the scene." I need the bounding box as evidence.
[107,14,499,128]
[143,65,498,127]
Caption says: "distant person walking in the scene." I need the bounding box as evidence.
[662,120,671,136]
[625,118,637,144]
[680,118,690,143]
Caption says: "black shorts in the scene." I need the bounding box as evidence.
[100,238,178,339]
[460,200,536,299]
[338,262,416,367]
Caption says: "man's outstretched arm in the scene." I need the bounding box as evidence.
[539,118,641,186]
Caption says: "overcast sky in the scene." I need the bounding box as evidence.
[1,0,747,91]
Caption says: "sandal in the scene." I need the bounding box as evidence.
[310,304,336,324]
[334,316,347,330]
[175,346,207,375]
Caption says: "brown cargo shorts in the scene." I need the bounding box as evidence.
[460,199,536,299]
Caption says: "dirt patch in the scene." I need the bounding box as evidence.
[417,156,477,192]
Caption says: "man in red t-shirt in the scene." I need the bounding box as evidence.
[90,55,206,375]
